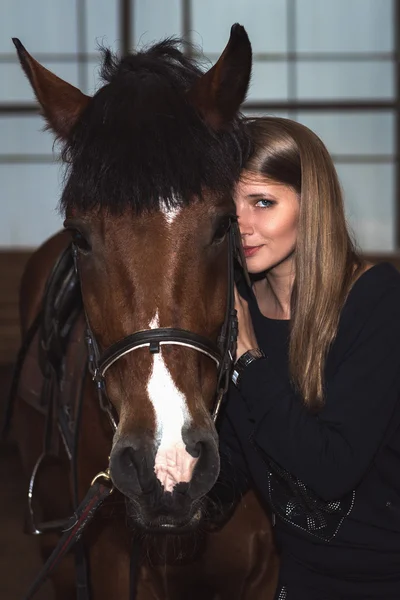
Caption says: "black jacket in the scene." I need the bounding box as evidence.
[217,262,400,575]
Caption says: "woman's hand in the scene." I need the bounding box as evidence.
[234,285,259,360]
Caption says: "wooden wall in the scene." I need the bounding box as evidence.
[0,250,400,366]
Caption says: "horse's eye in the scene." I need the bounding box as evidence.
[72,230,91,254]
[212,216,232,244]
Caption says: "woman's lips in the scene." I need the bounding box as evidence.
[243,245,262,258]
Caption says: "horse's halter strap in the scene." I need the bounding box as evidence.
[73,220,241,432]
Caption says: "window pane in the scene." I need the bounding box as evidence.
[86,0,119,53]
[133,0,182,47]
[247,62,289,101]
[0,0,78,54]
[244,110,291,119]
[192,0,288,54]
[4,62,79,103]
[297,61,394,100]
[296,112,395,156]
[296,0,394,53]
[0,164,63,248]
[0,116,55,155]
[337,163,395,252]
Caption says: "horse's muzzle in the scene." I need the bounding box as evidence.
[109,429,220,519]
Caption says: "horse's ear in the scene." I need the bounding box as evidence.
[13,38,90,139]
[187,24,252,130]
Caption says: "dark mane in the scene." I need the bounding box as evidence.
[60,38,250,215]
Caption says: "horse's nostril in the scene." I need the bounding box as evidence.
[186,441,202,458]
[110,441,150,498]
[182,431,220,500]
[119,446,136,473]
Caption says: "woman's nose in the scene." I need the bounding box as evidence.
[237,212,253,236]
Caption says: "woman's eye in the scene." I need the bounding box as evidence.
[72,230,91,253]
[212,217,232,244]
[255,199,274,208]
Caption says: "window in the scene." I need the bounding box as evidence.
[1,0,119,246]
[2,0,397,256]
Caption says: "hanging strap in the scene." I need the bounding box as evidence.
[23,475,113,600]
[1,309,43,441]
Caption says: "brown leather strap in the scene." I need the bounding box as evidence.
[23,478,113,600]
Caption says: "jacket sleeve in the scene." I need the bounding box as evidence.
[207,407,251,513]
[239,285,400,501]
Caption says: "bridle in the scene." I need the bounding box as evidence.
[21,219,249,600]
[73,218,244,432]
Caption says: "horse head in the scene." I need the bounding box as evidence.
[14,26,252,532]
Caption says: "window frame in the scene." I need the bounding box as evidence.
[2,0,399,259]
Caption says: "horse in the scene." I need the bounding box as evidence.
[9,25,278,600]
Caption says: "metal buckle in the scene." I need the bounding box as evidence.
[90,467,114,493]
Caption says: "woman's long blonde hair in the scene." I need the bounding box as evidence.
[245,117,362,409]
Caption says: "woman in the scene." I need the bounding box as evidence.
[217,117,400,599]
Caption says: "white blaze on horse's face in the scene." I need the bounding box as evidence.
[159,200,181,225]
[147,312,198,493]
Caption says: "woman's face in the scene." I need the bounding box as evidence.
[235,171,300,274]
